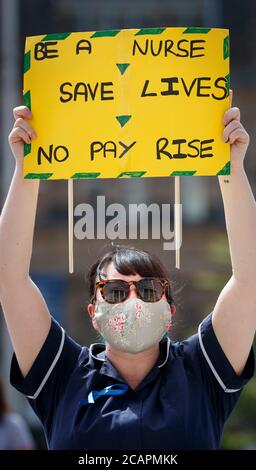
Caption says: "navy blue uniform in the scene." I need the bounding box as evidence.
[10,314,254,449]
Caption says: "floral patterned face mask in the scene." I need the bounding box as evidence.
[94,297,172,353]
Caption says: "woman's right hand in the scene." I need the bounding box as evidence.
[8,106,37,164]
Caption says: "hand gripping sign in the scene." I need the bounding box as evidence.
[23,27,230,271]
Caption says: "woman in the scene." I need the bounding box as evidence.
[0,98,255,450]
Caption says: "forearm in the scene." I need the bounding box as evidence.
[0,163,39,284]
[218,166,256,283]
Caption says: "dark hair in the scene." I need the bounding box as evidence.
[87,245,175,307]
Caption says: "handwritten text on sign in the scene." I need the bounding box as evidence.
[23,27,230,180]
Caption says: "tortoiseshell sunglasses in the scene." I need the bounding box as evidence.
[95,277,170,304]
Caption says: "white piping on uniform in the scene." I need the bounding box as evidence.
[26,327,65,400]
[89,343,106,361]
[158,337,171,368]
[198,322,241,393]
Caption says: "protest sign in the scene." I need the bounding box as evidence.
[23,27,230,180]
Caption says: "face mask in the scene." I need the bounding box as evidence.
[93,297,172,353]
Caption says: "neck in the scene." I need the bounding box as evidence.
[106,343,160,390]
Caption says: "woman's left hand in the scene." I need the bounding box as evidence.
[222,90,250,170]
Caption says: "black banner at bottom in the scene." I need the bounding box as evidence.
[0,450,255,467]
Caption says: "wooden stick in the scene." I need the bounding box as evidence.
[68,179,74,273]
[175,176,181,269]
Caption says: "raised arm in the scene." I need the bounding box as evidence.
[212,95,256,374]
[0,106,51,377]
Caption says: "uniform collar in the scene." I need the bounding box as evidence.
[89,336,171,369]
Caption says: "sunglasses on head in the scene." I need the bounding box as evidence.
[95,277,170,304]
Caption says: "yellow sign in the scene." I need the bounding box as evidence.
[23,27,230,180]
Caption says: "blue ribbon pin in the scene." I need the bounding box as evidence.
[79,383,129,405]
